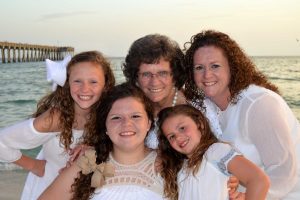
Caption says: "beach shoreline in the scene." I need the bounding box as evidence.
[0,170,27,200]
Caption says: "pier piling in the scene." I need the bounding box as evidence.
[0,42,74,63]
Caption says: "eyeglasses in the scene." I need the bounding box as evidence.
[138,71,173,81]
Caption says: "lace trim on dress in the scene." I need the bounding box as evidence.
[217,148,237,176]
[98,151,163,195]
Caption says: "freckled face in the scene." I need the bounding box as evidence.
[161,114,201,158]
[193,46,231,107]
[105,97,151,152]
[69,62,105,112]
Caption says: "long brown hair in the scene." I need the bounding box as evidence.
[157,104,218,200]
[184,30,279,104]
[32,51,115,150]
[71,83,154,200]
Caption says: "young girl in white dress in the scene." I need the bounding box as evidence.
[38,83,165,200]
[157,104,270,200]
[0,51,115,200]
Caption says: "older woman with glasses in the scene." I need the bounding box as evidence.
[123,34,187,118]
[122,34,187,149]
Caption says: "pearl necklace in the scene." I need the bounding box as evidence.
[172,88,178,107]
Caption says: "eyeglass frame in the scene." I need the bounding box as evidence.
[137,70,173,81]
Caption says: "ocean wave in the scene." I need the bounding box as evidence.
[3,99,37,105]
[287,69,300,73]
[269,77,299,82]
[290,101,300,107]
[0,163,23,171]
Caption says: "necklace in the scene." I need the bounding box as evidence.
[172,88,178,107]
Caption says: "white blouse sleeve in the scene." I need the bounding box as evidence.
[246,93,298,198]
[0,118,55,162]
[205,143,241,175]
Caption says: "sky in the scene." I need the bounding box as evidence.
[1,0,300,57]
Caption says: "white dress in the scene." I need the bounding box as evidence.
[208,84,300,199]
[0,118,83,200]
[91,151,164,200]
[178,143,240,200]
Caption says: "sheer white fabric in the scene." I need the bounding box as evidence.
[0,118,83,200]
[145,119,159,149]
[178,143,240,200]
[0,119,54,162]
[189,98,223,138]
[211,84,300,199]
[92,151,164,200]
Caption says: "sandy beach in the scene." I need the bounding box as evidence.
[0,170,27,200]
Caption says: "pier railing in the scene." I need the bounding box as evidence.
[0,42,74,63]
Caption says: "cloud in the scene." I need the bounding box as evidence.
[37,10,97,21]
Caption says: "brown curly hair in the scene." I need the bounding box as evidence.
[71,82,154,200]
[184,30,279,104]
[32,51,115,150]
[157,104,218,200]
[122,34,186,89]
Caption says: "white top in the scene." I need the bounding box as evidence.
[0,118,83,200]
[178,143,240,200]
[92,151,164,200]
[208,84,300,199]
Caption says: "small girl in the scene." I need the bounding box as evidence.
[157,104,270,200]
[0,51,115,199]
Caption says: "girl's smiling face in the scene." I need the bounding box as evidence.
[162,114,201,158]
[69,62,105,112]
[105,97,151,152]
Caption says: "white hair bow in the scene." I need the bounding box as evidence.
[46,55,72,91]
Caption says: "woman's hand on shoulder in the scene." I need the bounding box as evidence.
[69,144,94,162]
[229,191,245,200]
[227,176,239,193]
[59,144,94,174]
[228,176,245,200]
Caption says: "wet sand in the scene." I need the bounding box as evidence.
[0,170,27,200]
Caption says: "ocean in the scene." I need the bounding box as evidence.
[0,56,299,171]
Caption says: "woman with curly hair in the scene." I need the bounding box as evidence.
[38,83,164,200]
[0,51,115,200]
[158,104,269,200]
[184,30,300,199]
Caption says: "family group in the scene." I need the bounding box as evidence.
[1,30,299,200]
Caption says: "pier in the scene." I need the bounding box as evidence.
[0,42,74,63]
